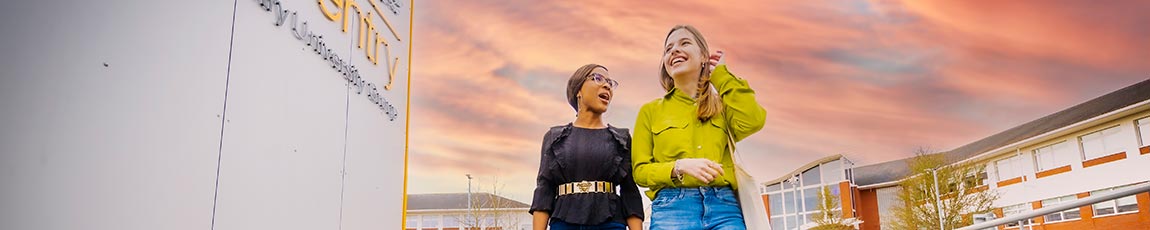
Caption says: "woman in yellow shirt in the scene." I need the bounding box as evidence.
[632,25,766,230]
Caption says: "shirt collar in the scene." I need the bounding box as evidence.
[663,87,697,104]
[552,123,630,152]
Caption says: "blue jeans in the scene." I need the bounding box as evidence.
[650,187,746,230]
[549,218,626,230]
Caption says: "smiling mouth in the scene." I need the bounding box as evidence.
[670,55,688,66]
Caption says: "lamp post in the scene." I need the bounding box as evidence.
[466,174,473,227]
[929,168,944,230]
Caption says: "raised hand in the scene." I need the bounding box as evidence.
[707,50,725,72]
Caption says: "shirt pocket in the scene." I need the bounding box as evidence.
[706,117,731,154]
[652,118,689,135]
[707,116,728,135]
[651,118,690,157]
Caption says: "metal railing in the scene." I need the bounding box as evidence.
[957,182,1150,230]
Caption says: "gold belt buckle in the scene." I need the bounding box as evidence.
[558,181,612,196]
[576,181,592,193]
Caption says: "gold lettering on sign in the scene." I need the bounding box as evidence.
[317,0,403,91]
[317,0,341,20]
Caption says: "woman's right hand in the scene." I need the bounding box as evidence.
[674,158,724,184]
[707,50,725,73]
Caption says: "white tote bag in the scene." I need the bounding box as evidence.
[726,130,772,230]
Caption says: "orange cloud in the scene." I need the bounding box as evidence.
[406,0,1150,201]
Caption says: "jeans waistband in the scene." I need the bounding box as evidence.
[657,186,733,196]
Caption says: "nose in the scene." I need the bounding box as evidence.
[667,49,687,62]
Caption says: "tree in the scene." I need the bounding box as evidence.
[456,176,526,230]
[803,186,862,230]
[888,148,998,230]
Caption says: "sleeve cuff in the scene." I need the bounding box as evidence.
[646,162,677,186]
[528,208,550,214]
[710,64,736,86]
[628,211,645,219]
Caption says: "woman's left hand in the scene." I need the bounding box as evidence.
[707,50,725,72]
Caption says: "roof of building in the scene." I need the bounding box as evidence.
[853,78,1150,187]
[406,193,530,211]
[852,152,946,187]
[763,154,845,185]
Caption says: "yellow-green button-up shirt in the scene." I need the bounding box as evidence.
[631,64,766,199]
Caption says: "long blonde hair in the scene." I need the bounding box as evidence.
[659,25,723,121]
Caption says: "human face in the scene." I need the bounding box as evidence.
[578,67,615,114]
[663,29,704,79]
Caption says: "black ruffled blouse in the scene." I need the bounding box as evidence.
[529,124,645,225]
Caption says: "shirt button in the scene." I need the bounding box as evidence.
[697,145,703,149]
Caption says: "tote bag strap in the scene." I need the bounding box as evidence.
[724,123,744,164]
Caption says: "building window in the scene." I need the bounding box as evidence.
[996,155,1024,181]
[1079,126,1124,160]
[785,190,798,213]
[1041,195,1081,223]
[765,183,781,193]
[845,168,853,182]
[442,216,460,228]
[770,216,784,230]
[1033,141,1074,172]
[768,193,784,215]
[1091,185,1140,217]
[803,187,820,212]
[801,166,822,186]
[768,189,787,230]
[1002,203,1035,228]
[963,165,989,189]
[767,169,841,230]
[1137,117,1150,147]
[481,214,495,227]
[826,185,841,196]
[421,215,439,230]
[822,159,843,183]
[406,216,419,229]
[770,188,807,230]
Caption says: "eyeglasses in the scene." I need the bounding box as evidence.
[589,73,619,89]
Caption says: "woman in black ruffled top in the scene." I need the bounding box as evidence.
[530,64,645,230]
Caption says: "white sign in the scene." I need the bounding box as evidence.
[0,0,413,229]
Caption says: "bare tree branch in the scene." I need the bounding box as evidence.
[888,148,999,230]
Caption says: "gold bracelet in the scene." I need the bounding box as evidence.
[672,162,685,184]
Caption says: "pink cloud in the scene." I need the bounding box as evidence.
[406,0,1150,201]
[892,0,1150,69]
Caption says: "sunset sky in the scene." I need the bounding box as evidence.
[405,0,1150,203]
